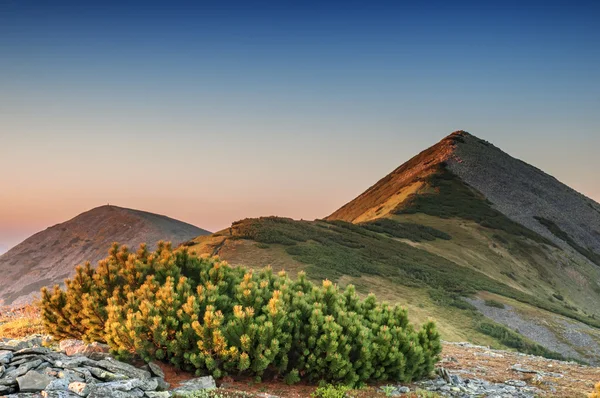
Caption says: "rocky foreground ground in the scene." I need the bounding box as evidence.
[0,335,598,397]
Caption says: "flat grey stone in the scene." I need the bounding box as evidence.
[96,359,151,380]
[15,347,52,356]
[6,392,40,397]
[86,367,127,381]
[147,363,164,379]
[0,344,17,352]
[70,368,99,384]
[46,378,70,391]
[87,386,144,398]
[0,376,17,386]
[52,369,84,384]
[0,350,14,364]
[153,377,169,391]
[17,370,54,392]
[145,392,171,398]
[139,377,158,391]
[0,384,16,394]
[42,391,85,398]
[511,364,539,374]
[93,378,143,391]
[171,376,216,392]
[505,379,527,387]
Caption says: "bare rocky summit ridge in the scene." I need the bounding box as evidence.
[446,131,600,257]
[0,205,210,305]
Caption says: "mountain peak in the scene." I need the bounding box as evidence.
[0,205,210,305]
[327,131,600,263]
[326,131,467,223]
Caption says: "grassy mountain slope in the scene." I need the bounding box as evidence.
[0,205,210,305]
[185,215,600,363]
[184,131,600,363]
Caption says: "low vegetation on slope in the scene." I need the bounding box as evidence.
[40,243,441,386]
[226,216,600,333]
[535,216,600,266]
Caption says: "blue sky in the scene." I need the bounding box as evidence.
[1,0,599,250]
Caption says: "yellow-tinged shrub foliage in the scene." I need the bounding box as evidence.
[40,242,441,385]
[590,382,600,398]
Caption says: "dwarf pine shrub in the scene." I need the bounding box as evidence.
[40,242,441,385]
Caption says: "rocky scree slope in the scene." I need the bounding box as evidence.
[0,205,209,305]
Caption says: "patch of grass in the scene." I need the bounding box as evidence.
[535,216,600,266]
[311,384,351,398]
[476,320,564,360]
[394,166,556,247]
[428,289,477,312]
[553,293,564,301]
[500,270,517,281]
[231,217,313,246]
[0,305,44,338]
[492,233,509,245]
[360,218,451,242]
[230,217,600,330]
[0,318,44,338]
[484,299,505,309]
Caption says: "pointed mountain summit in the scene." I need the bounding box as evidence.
[0,205,210,305]
[328,130,600,263]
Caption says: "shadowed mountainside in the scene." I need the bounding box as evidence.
[0,205,210,305]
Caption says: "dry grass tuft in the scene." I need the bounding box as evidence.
[0,303,44,338]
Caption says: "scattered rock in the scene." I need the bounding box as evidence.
[417,368,541,398]
[511,364,539,374]
[95,359,151,380]
[0,336,170,398]
[153,377,169,391]
[505,379,527,387]
[59,341,108,359]
[68,382,89,397]
[0,352,13,365]
[171,376,216,393]
[16,370,54,392]
[147,363,164,379]
[145,392,172,398]
[46,378,70,391]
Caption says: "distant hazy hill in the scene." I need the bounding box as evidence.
[185,131,600,364]
[0,205,210,305]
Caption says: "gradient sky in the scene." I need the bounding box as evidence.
[1,0,599,252]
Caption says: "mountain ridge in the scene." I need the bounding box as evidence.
[0,205,210,305]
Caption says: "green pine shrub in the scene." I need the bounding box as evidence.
[40,243,441,386]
